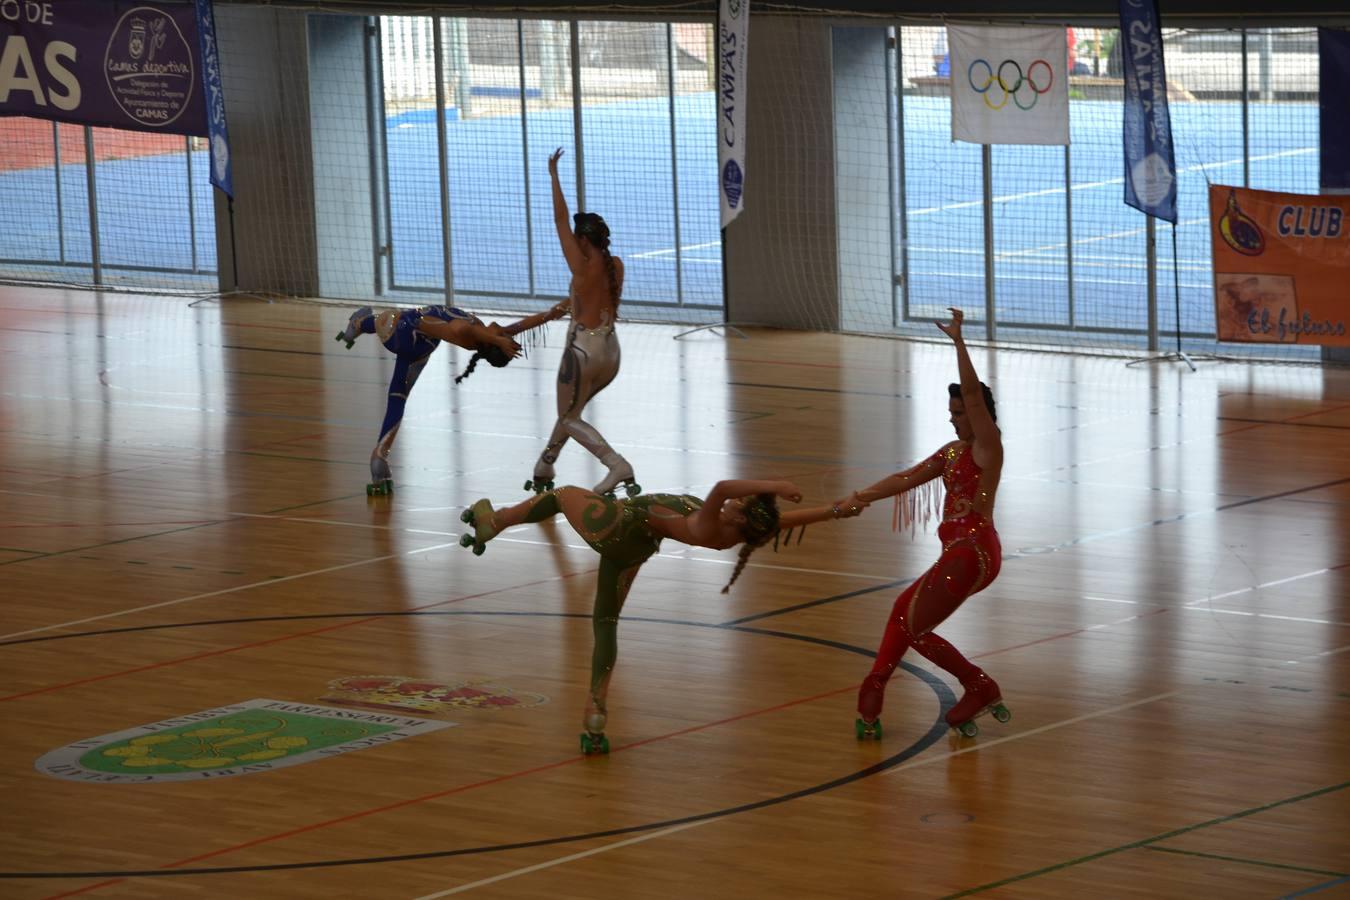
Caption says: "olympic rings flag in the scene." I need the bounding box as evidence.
[947,25,1068,146]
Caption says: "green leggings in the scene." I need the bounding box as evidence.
[519,490,651,705]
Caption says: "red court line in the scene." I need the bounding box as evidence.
[26,564,1344,895]
[0,571,594,705]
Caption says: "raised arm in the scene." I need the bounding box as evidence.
[937,308,1001,454]
[549,148,587,276]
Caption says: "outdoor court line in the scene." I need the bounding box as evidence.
[907,146,1315,216]
[0,539,459,642]
[409,822,713,899]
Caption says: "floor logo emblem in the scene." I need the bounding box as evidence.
[35,699,454,783]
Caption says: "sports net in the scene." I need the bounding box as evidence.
[0,11,1334,362]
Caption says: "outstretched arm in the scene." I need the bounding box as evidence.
[839,454,946,512]
[501,301,570,337]
[549,148,586,276]
[937,308,1001,454]
[778,498,869,530]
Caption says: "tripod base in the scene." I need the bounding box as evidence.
[1125,350,1228,372]
[673,321,750,341]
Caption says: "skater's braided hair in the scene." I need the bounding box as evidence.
[948,381,997,422]
[454,343,512,384]
[721,493,781,594]
[574,212,620,310]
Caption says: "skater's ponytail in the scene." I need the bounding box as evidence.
[721,494,780,594]
[455,344,513,384]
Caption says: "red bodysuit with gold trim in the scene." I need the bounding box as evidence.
[858,442,1005,729]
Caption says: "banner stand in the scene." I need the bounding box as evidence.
[1126,222,1228,370]
[674,227,750,341]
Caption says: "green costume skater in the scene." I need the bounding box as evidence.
[461,489,703,752]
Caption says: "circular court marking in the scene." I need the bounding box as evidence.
[0,610,955,880]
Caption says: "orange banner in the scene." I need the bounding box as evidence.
[1210,185,1349,346]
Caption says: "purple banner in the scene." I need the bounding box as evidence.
[1,0,208,136]
[1321,29,1350,192]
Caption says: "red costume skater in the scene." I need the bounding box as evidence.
[849,307,1009,739]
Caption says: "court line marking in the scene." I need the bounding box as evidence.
[886,689,1185,778]
[1143,846,1348,879]
[0,567,591,704]
[941,779,1350,899]
[11,613,1348,887]
[1280,874,1350,898]
[0,540,458,643]
[409,822,711,899]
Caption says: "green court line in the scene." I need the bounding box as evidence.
[0,547,46,554]
[941,782,1350,898]
[1144,846,1349,878]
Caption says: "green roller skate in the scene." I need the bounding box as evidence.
[579,731,610,755]
[335,305,373,349]
[945,673,1009,739]
[855,717,883,740]
[367,453,393,497]
[458,498,498,556]
[524,456,556,494]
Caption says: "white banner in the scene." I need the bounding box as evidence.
[718,0,748,227]
[948,25,1069,146]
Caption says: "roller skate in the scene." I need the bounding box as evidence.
[855,717,883,740]
[593,453,640,499]
[945,673,1010,738]
[367,452,393,497]
[523,454,556,494]
[458,498,498,556]
[855,672,887,740]
[335,305,373,349]
[579,702,609,755]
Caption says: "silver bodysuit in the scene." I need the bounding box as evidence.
[534,290,635,494]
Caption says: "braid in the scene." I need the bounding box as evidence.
[454,351,484,384]
[722,543,759,594]
[720,493,780,593]
[602,248,620,310]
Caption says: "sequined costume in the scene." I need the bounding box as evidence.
[351,305,480,485]
[532,292,634,495]
[858,441,1003,726]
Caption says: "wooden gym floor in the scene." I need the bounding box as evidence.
[1,286,1348,899]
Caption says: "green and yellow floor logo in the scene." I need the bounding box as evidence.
[36,699,454,783]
